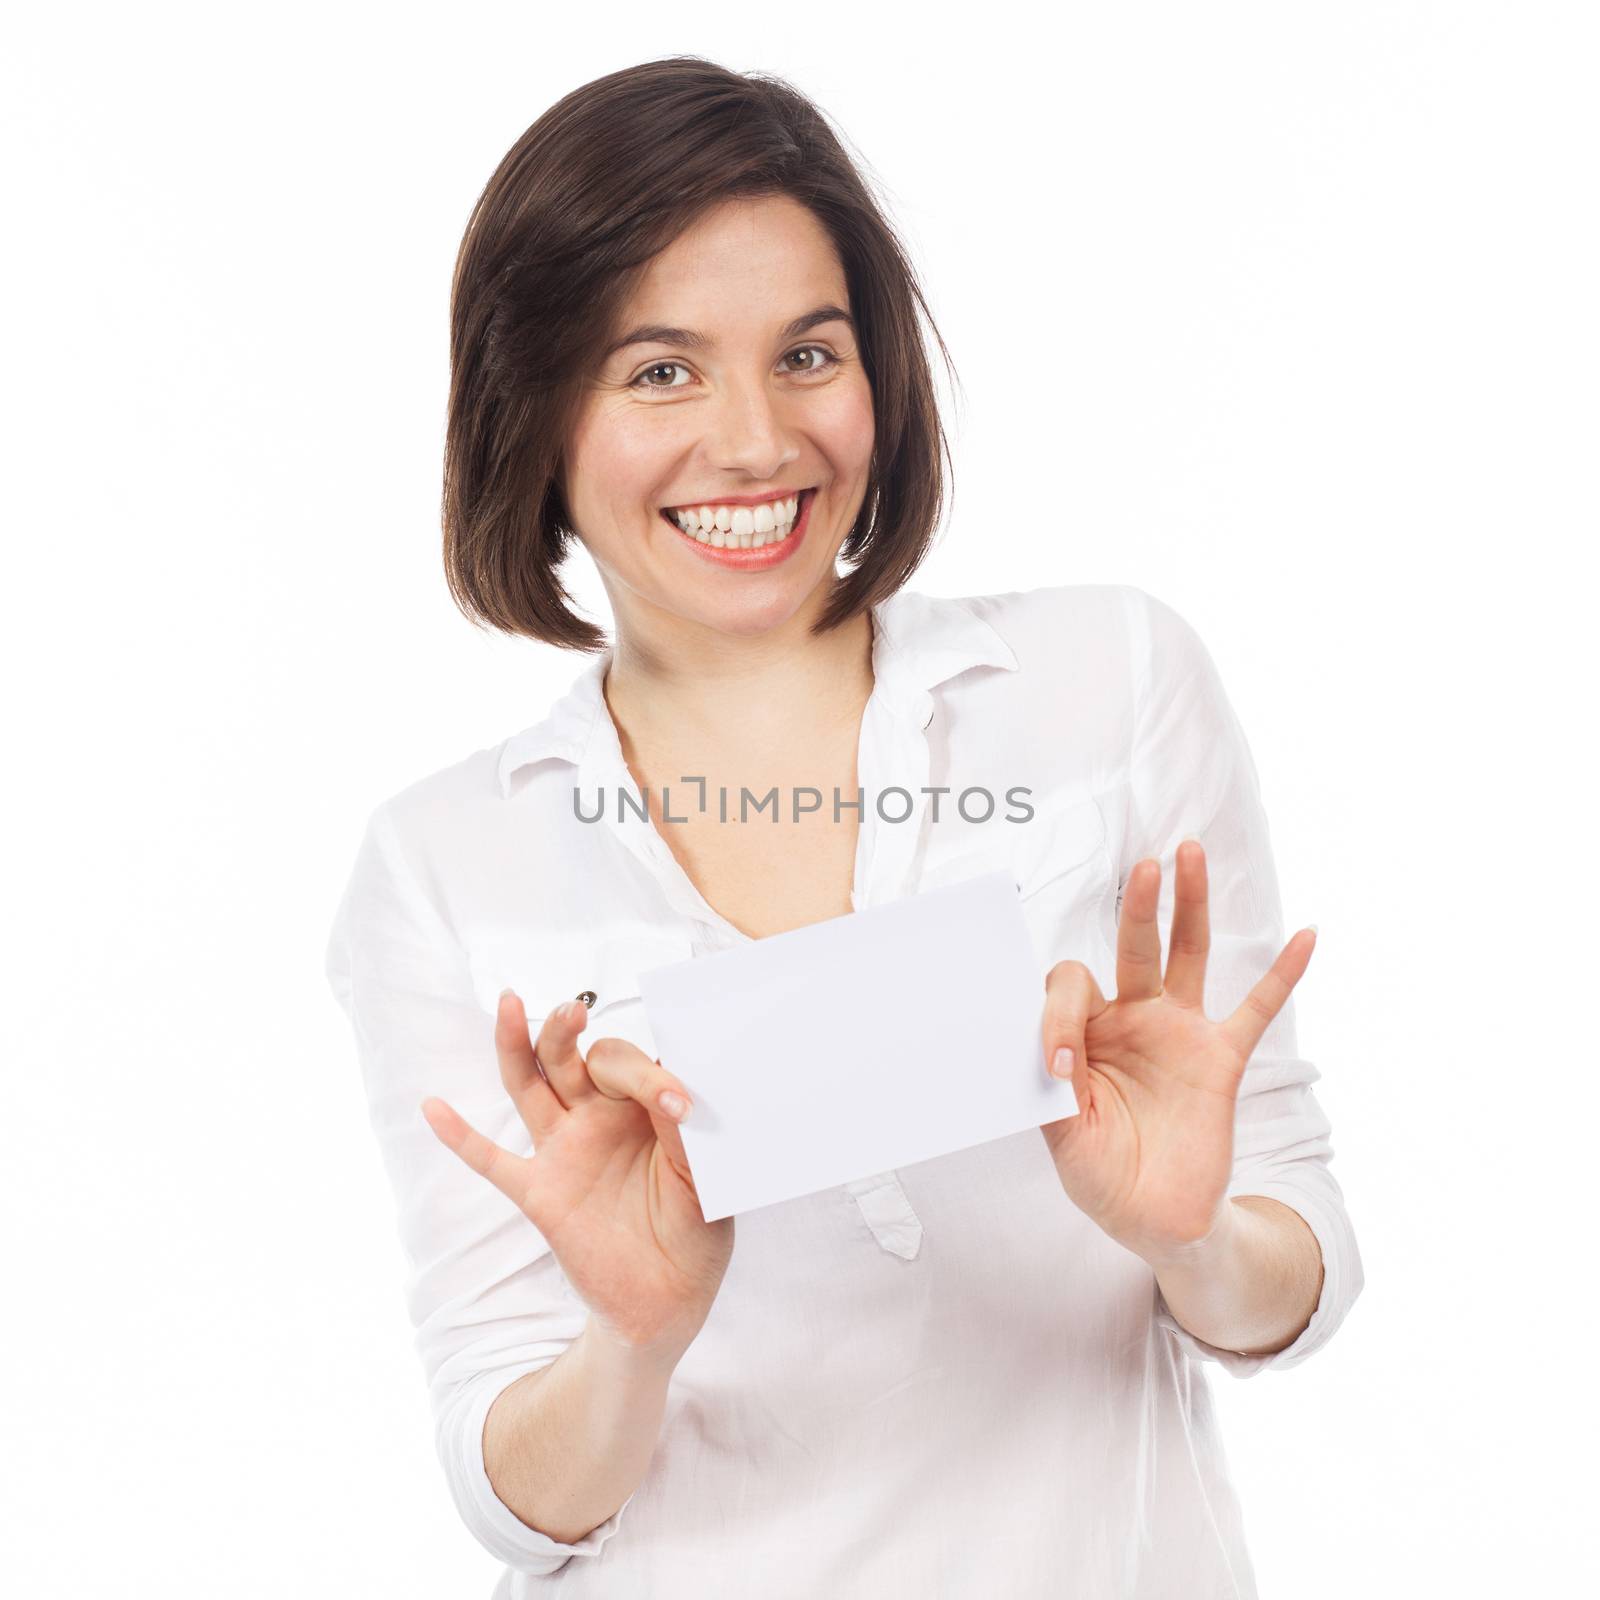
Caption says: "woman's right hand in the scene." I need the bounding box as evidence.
[421,991,735,1360]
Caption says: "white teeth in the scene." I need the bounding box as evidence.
[668,491,804,545]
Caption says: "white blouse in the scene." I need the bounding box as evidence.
[325,582,1364,1599]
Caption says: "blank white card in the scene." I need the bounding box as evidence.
[636,870,1078,1223]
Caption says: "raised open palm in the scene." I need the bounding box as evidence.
[1039,840,1316,1266]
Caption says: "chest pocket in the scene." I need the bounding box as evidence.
[918,791,1113,972]
[465,925,696,1064]
[845,1170,924,1260]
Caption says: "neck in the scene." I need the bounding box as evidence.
[602,592,877,761]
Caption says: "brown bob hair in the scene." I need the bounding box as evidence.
[442,56,959,653]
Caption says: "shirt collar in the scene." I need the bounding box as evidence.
[494,587,1019,798]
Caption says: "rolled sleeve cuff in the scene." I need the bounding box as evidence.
[1154,1181,1362,1379]
[451,1363,637,1575]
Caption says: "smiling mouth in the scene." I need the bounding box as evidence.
[658,487,816,550]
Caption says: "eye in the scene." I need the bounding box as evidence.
[628,344,842,396]
[782,344,841,376]
[631,360,693,393]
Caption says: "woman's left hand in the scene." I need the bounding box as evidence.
[1039,840,1316,1266]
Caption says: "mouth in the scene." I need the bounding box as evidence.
[658,486,818,568]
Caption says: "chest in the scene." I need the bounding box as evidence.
[610,693,873,938]
[647,775,862,939]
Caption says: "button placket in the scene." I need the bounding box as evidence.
[580,704,743,940]
[845,1171,924,1260]
[856,689,933,911]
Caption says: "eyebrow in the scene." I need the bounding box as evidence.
[601,304,855,363]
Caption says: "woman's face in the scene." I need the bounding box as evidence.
[561,194,876,644]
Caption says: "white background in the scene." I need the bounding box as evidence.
[4,3,1595,1594]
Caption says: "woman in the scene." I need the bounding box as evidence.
[325,57,1364,1599]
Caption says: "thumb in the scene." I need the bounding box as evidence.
[646,1058,702,1195]
[1044,959,1104,1116]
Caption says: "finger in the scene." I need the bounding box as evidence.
[534,995,598,1106]
[419,1094,538,1213]
[1115,857,1165,1002]
[1162,840,1211,1008]
[495,990,565,1143]
[1217,927,1318,1062]
[583,1034,699,1129]
[1041,958,1107,1113]
[641,1062,702,1195]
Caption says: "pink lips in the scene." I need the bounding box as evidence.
[659,488,815,571]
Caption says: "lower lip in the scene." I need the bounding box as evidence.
[659,489,816,570]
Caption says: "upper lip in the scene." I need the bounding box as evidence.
[661,486,814,511]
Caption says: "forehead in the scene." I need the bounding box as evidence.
[616,196,849,330]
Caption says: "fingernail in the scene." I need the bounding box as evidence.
[555,1000,577,1022]
[1052,1047,1074,1080]
[659,1090,689,1121]
[498,987,517,1003]
[1307,923,1319,936]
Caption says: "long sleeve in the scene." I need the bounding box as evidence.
[1119,585,1365,1378]
[324,798,635,1574]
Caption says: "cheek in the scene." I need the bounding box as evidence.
[566,407,671,521]
[813,375,876,470]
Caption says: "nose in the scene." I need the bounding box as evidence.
[705,368,801,483]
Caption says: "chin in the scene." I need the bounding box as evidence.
[681,583,816,638]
